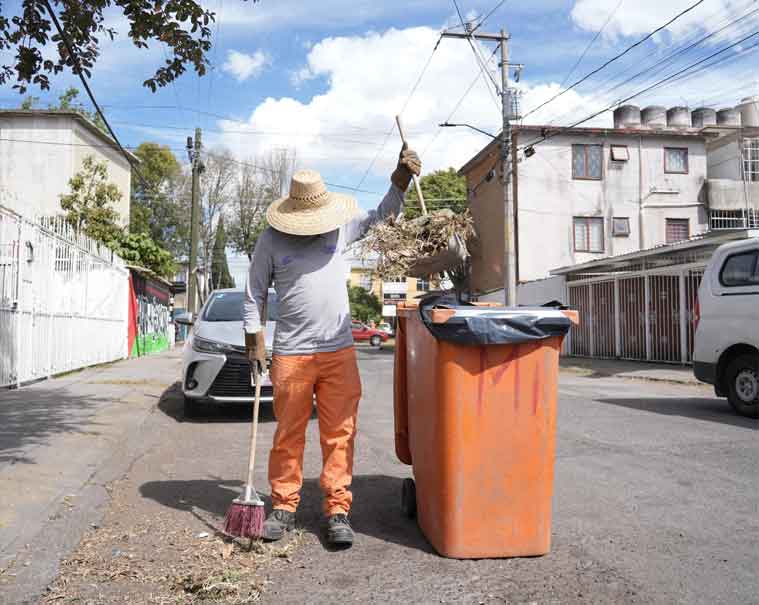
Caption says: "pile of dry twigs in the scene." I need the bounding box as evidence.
[359,209,475,280]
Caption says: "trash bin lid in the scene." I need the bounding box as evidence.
[418,294,577,346]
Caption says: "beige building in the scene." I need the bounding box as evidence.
[0,110,135,223]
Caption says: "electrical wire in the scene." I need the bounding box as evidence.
[522,0,708,120]
[471,0,511,33]
[521,30,759,151]
[558,0,625,89]
[41,0,156,198]
[452,0,502,97]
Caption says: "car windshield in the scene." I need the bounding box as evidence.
[203,291,278,322]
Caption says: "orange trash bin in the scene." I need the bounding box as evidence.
[394,299,577,559]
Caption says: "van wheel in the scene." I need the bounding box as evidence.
[370,335,381,347]
[726,355,759,418]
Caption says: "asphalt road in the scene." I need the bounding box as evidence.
[2,346,756,604]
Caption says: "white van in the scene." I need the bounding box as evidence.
[693,237,759,418]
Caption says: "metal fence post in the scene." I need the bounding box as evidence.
[15,218,22,388]
[644,274,651,361]
[679,270,687,365]
[614,277,621,358]
[589,283,595,358]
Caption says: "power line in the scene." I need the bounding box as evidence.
[472,0,511,34]
[559,0,625,89]
[522,0,707,120]
[421,44,500,158]
[521,30,759,151]
[451,0,501,97]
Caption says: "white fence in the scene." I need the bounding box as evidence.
[565,265,705,364]
[0,207,129,387]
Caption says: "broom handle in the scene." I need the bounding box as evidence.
[246,367,262,489]
[395,115,427,216]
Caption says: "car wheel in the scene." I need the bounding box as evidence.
[184,396,203,419]
[725,354,759,418]
[370,335,381,347]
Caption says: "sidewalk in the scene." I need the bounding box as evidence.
[560,356,701,385]
[0,350,182,603]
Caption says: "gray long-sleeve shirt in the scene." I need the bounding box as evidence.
[244,184,404,355]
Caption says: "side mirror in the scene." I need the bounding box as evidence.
[175,312,194,326]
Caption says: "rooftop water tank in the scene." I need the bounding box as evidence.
[717,108,741,126]
[737,96,759,127]
[666,106,691,128]
[641,105,666,128]
[691,107,716,128]
[613,104,641,128]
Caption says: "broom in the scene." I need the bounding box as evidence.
[223,359,265,539]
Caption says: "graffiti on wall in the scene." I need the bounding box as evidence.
[128,270,172,357]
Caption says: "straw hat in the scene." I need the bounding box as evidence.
[266,170,359,236]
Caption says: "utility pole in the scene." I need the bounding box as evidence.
[187,128,202,316]
[441,27,520,306]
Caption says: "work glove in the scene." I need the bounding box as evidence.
[245,331,267,376]
[391,143,422,191]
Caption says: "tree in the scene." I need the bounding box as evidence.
[211,217,235,290]
[113,232,176,278]
[348,284,382,324]
[0,0,259,94]
[404,168,467,219]
[60,155,123,243]
[130,142,186,256]
[19,86,107,131]
[198,149,236,274]
[59,155,175,278]
[227,149,296,260]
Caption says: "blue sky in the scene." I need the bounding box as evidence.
[2,0,758,284]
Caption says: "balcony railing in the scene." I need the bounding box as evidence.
[710,208,759,230]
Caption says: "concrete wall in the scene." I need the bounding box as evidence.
[516,276,567,306]
[464,131,709,288]
[707,135,742,180]
[0,114,131,224]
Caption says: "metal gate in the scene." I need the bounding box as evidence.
[0,207,129,387]
[565,264,706,364]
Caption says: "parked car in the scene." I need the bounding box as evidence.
[176,288,277,416]
[351,320,390,347]
[377,321,394,337]
[693,238,759,418]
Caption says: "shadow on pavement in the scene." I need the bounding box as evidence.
[0,387,106,466]
[157,381,281,424]
[598,397,757,428]
[138,474,432,553]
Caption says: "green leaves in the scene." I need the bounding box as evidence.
[404,168,467,220]
[348,284,382,324]
[0,0,260,93]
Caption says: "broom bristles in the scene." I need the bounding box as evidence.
[223,501,265,539]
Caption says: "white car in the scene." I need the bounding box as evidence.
[177,288,276,416]
[693,237,759,418]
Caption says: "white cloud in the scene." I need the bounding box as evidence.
[214,27,596,180]
[222,49,270,82]
[571,0,757,41]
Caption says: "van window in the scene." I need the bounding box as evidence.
[203,291,279,321]
[719,251,759,287]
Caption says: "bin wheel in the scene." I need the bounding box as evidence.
[401,478,416,519]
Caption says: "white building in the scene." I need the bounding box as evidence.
[0,110,135,223]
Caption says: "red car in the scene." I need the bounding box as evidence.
[351,321,390,347]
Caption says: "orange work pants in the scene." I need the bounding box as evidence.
[268,346,362,516]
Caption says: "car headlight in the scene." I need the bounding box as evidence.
[192,336,239,355]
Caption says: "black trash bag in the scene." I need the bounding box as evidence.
[418,292,573,346]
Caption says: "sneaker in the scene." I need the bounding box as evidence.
[326,514,354,547]
[262,509,295,542]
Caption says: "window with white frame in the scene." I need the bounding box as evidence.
[612,217,630,236]
[743,137,759,182]
[358,273,373,291]
[574,217,604,252]
[664,147,688,174]
[572,144,603,180]
[610,145,629,162]
[417,277,430,292]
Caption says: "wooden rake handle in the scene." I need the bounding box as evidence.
[395,115,427,216]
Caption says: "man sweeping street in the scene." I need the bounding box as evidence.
[243,145,421,547]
